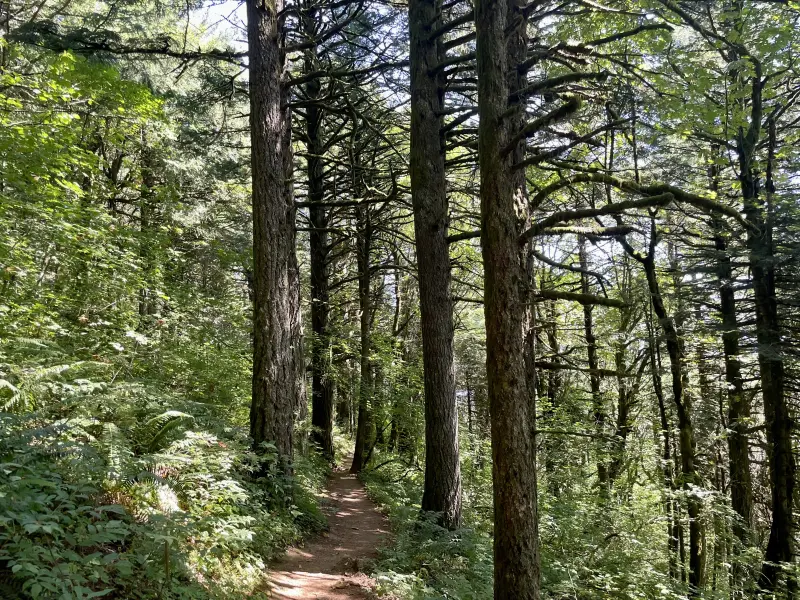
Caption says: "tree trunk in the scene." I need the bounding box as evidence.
[609,335,629,485]
[475,0,540,594]
[621,224,703,593]
[543,293,562,496]
[708,150,753,568]
[247,0,304,470]
[649,315,680,580]
[302,0,335,462]
[644,253,703,593]
[466,383,473,434]
[350,202,373,473]
[739,112,795,594]
[717,6,794,586]
[336,374,350,429]
[408,0,462,529]
[579,236,608,492]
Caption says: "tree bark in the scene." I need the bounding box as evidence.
[350,200,373,474]
[302,0,335,462]
[648,315,680,580]
[715,5,794,586]
[475,0,540,594]
[247,0,304,470]
[408,0,462,529]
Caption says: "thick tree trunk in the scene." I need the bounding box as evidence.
[247,0,304,470]
[302,1,335,462]
[408,0,462,529]
[475,0,540,595]
[350,204,373,473]
[524,248,538,465]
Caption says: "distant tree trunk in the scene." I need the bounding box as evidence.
[649,315,680,580]
[247,0,304,470]
[335,373,350,430]
[408,0,462,529]
[609,330,628,485]
[622,224,703,594]
[608,254,641,488]
[466,383,473,434]
[579,236,607,492]
[0,0,9,70]
[351,201,373,473]
[543,292,562,496]
[138,141,157,320]
[709,150,752,592]
[303,1,335,462]
[740,113,795,594]
[717,252,752,537]
[373,363,387,447]
[475,0,540,594]
[653,261,702,592]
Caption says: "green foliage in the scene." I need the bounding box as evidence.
[0,25,327,599]
[364,455,493,600]
[364,437,705,600]
[0,372,328,599]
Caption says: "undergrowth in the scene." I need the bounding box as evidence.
[363,450,493,600]
[362,440,696,600]
[0,336,329,600]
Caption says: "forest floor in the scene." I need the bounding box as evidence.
[266,455,390,599]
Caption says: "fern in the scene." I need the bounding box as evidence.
[100,422,133,479]
[0,360,100,413]
[0,336,58,349]
[132,411,194,454]
[0,379,22,412]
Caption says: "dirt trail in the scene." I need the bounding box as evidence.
[267,457,390,599]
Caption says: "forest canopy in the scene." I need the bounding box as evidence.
[1,0,800,598]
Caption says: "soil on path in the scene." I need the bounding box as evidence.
[267,457,390,599]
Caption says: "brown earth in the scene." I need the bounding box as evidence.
[266,457,390,599]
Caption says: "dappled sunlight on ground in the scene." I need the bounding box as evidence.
[266,457,390,599]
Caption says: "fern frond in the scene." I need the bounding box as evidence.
[27,362,85,382]
[133,411,194,454]
[0,384,26,413]
[100,422,134,480]
[0,336,59,349]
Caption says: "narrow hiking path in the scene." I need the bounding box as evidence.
[267,457,390,599]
